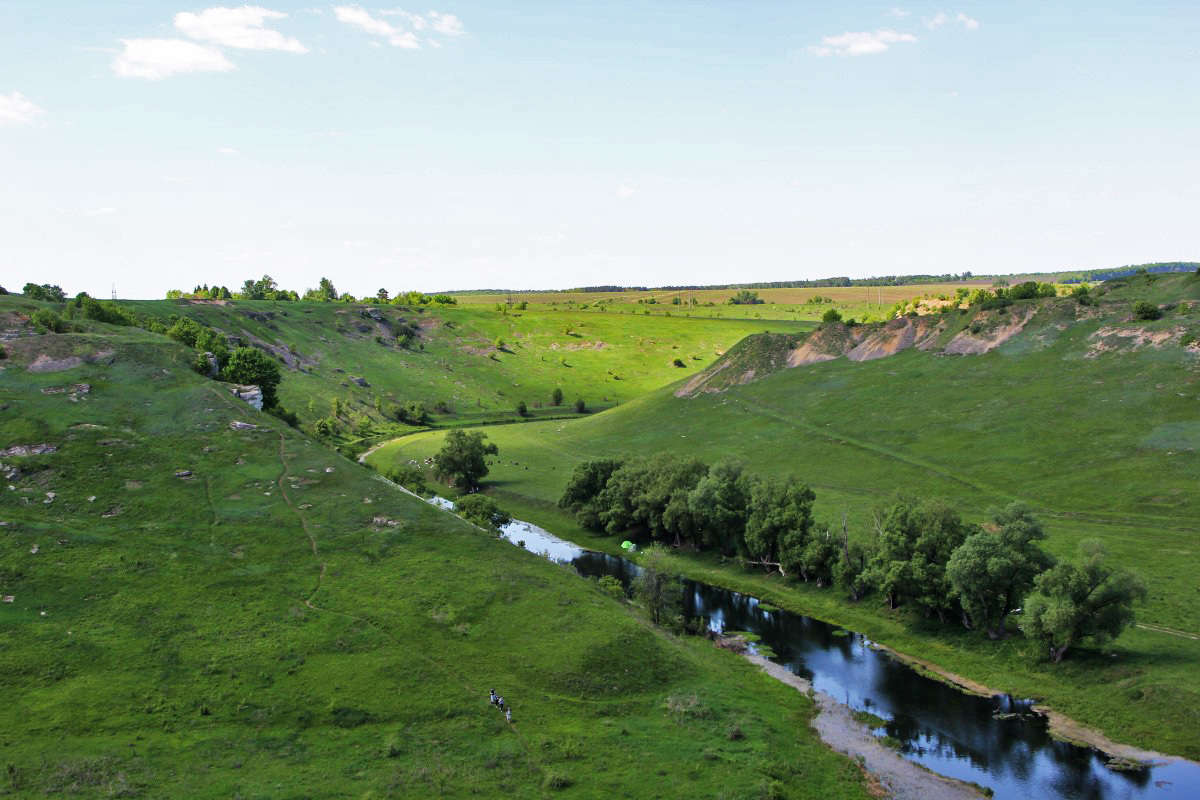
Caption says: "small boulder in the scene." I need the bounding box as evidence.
[175,470,192,478]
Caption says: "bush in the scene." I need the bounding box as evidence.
[672,357,685,367]
[22,283,65,302]
[821,308,842,323]
[1133,301,1161,321]
[574,398,586,413]
[727,290,763,305]
[455,493,511,532]
[222,347,283,407]
[30,308,66,333]
[516,400,528,416]
[386,463,429,496]
[551,387,563,406]
[396,401,428,425]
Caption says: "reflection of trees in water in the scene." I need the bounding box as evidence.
[564,547,1177,800]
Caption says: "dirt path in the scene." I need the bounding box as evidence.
[745,654,985,800]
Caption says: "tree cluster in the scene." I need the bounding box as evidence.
[727,290,764,305]
[559,457,1145,661]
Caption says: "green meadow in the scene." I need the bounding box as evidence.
[368,273,1200,759]
[0,306,870,798]
[120,299,809,446]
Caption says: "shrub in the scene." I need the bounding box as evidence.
[672,358,685,367]
[222,347,282,407]
[386,463,429,496]
[455,493,511,532]
[551,387,563,406]
[1133,301,1161,321]
[397,401,428,425]
[30,308,66,333]
[574,398,586,413]
[821,308,842,323]
[516,400,528,416]
[727,290,763,305]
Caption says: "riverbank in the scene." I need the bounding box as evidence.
[745,654,986,800]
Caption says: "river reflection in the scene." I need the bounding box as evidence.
[439,499,1197,799]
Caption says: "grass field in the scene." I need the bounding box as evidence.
[368,273,1200,760]
[0,311,871,798]
[447,283,987,324]
[120,299,809,445]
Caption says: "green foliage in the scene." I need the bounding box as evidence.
[574,398,586,413]
[633,546,682,625]
[551,387,564,406]
[516,399,528,416]
[594,454,709,543]
[30,308,66,333]
[22,282,65,302]
[686,459,753,556]
[821,308,843,323]
[595,575,626,602]
[947,503,1054,638]
[454,493,512,532]
[863,495,977,620]
[672,357,686,367]
[1133,300,1161,321]
[221,347,283,407]
[395,400,428,425]
[558,457,625,529]
[1021,540,1147,663]
[166,316,205,347]
[386,463,430,496]
[67,294,135,326]
[744,475,815,576]
[434,428,498,491]
[727,290,763,305]
[431,294,457,305]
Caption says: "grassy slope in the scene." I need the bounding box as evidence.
[125,299,807,438]
[0,312,868,798]
[368,274,1200,759]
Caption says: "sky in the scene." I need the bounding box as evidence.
[2,2,1198,298]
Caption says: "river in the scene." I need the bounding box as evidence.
[432,497,1199,800]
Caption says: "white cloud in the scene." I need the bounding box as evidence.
[336,6,464,48]
[0,91,45,127]
[887,8,911,18]
[956,12,980,30]
[84,206,118,216]
[429,11,464,36]
[174,6,308,52]
[163,175,192,183]
[615,184,635,198]
[334,6,419,47]
[925,12,949,29]
[113,38,235,79]
[809,29,917,57]
[216,146,238,155]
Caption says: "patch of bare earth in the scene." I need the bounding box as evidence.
[848,317,940,362]
[787,325,867,367]
[943,307,1035,355]
[745,654,985,800]
[1085,326,1182,359]
[675,361,730,398]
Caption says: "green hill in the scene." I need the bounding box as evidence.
[367,272,1200,759]
[0,303,868,798]
[119,298,807,448]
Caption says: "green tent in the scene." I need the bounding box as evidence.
[620,541,637,552]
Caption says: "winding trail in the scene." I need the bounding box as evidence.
[745,654,985,800]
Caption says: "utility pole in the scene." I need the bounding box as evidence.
[111,283,117,301]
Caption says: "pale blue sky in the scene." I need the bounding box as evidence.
[2,2,1197,298]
